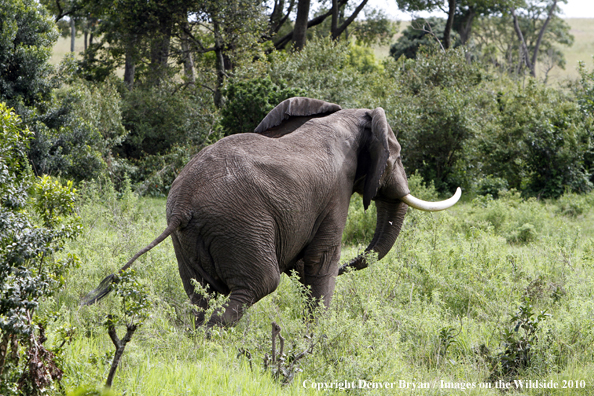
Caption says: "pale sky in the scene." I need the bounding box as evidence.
[367,0,594,20]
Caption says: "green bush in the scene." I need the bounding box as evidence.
[268,37,391,108]
[28,79,126,182]
[479,81,592,199]
[476,176,509,198]
[463,189,552,245]
[0,104,81,394]
[220,77,304,135]
[389,47,487,193]
[118,83,216,159]
[0,0,57,109]
[555,191,594,218]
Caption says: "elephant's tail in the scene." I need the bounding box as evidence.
[80,218,181,306]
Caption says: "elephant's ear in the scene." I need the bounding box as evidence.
[254,97,341,137]
[362,107,391,210]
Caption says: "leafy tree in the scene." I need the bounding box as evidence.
[575,61,594,184]
[28,78,127,182]
[0,104,81,394]
[351,8,398,47]
[394,0,505,48]
[268,37,388,108]
[509,0,569,78]
[272,0,374,50]
[118,82,216,159]
[472,0,573,79]
[0,0,58,109]
[306,6,397,47]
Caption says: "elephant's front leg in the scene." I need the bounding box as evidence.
[301,243,341,308]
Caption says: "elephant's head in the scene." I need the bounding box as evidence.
[255,97,461,274]
[345,106,461,273]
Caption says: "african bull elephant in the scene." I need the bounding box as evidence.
[83,97,461,327]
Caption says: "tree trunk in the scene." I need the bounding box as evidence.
[443,0,456,49]
[331,0,338,39]
[84,31,88,51]
[455,7,476,45]
[510,7,534,76]
[293,0,311,50]
[274,0,347,49]
[332,0,368,40]
[70,18,75,52]
[149,27,171,84]
[181,24,196,87]
[213,18,225,108]
[530,0,558,71]
[270,0,285,32]
[124,37,136,90]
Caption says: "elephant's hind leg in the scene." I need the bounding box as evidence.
[171,233,212,326]
[205,254,281,328]
[205,288,257,328]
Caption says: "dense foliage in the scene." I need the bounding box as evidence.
[0,0,57,109]
[0,104,81,394]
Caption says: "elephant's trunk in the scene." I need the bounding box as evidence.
[339,200,407,275]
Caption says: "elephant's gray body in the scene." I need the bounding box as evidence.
[82,98,414,326]
[168,110,370,324]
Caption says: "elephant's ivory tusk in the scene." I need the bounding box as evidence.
[400,187,462,212]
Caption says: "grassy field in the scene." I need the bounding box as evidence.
[45,177,594,395]
[542,18,594,83]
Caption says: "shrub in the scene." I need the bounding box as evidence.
[389,47,486,193]
[268,37,390,108]
[476,176,509,198]
[489,298,550,381]
[479,81,592,199]
[220,77,304,135]
[0,0,57,109]
[0,104,81,394]
[118,82,217,159]
[28,79,127,182]
[554,191,594,218]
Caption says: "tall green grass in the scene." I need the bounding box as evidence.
[45,180,594,395]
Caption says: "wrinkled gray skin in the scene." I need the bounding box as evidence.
[86,97,411,327]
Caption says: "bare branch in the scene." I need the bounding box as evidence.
[411,19,445,52]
